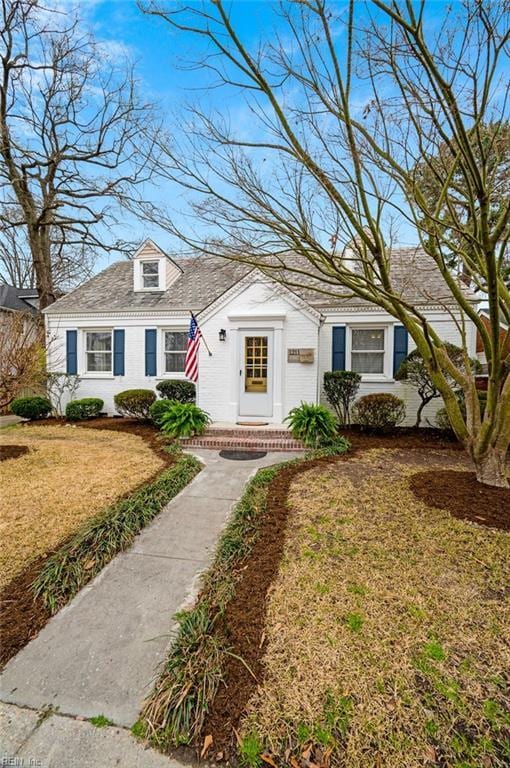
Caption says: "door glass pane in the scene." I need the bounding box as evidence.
[245,336,268,392]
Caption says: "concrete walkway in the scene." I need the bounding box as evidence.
[0,414,24,427]
[1,449,298,766]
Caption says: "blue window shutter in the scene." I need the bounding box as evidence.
[113,329,125,376]
[393,325,409,376]
[66,330,77,375]
[145,329,157,376]
[332,326,346,370]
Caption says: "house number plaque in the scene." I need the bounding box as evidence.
[287,348,315,363]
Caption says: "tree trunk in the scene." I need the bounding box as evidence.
[415,396,434,428]
[474,446,509,488]
[29,229,56,310]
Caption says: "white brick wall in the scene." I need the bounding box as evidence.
[318,309,477,426]
[45,283,477,427]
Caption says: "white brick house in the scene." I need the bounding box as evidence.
[44,240,479,425]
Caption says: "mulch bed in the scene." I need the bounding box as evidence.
[0,417,173,669]
[0,444,29,461]
[200,455,337,760]
[411,470,510,532]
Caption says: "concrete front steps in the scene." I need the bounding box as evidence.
[181,424,304,452]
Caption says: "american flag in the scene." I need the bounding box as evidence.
[184,314,202,382]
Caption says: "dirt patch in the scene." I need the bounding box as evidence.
[0,418,173,669]
[0,444,29,461]
[410,469,510,531]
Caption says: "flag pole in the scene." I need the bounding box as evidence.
[191,311,212,356]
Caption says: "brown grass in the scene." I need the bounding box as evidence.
[0,424,164,588]
[242,448,510,768]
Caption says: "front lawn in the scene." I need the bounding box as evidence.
[0,420,201,667]
[0,423,165,588]
[245,449,509,767]
[143,440,510,768]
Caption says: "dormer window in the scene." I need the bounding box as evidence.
[141,260,159,289]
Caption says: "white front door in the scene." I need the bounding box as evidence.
[239,330,273,418]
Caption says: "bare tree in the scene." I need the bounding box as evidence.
[0,204,95,291]
[0,310,45,408]
[0,0,160,308]
[141,0,510,488]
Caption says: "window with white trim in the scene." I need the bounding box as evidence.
[141,260,159,289]
[86,331,112,373]
[350,328,385,374]
[164,330,187,373]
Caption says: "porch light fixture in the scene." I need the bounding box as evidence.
[219,328,227,342]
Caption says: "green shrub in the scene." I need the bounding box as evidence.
[352,393,406,430]
[11,396,51,420]
[160,402,211,438]
[156,379,196,403]
[435,391,486,432]
[114,389,156,420]
[149,399,176,427]
[65,398,104,421]
[285,402,338,448]
[323,370,362,425]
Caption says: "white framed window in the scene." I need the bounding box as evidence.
[164,330,187,373]
[350,327,385,375]
[85,330,112,373]
[141,260,159,289]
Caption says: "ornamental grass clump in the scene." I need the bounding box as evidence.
[159,402,211,438]
[285,402,338,448]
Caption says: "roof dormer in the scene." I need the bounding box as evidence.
[132,239,183,293]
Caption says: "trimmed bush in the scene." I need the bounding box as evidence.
[11,396,51,420]
[285,402,338,448]
[65,398,104,421]
[156,379,196,403]
[323,370,362,425]
[149,398,176,427]
[114,389,156,420]
[353,393,406,430]
[160,402,211,438]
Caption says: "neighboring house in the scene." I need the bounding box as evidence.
[0,284,39,319]
[476,309,509,374]
[44,240,479,425]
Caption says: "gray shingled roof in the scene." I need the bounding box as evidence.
[0,284,39,313]
[44,248,475,315]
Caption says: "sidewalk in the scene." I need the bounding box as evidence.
[0,449,298,766]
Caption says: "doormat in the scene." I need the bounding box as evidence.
[236,422,270,427]
[219,450,268,461]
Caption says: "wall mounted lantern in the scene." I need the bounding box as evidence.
[219,328,227,342]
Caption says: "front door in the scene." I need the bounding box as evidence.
[239,331,273,417]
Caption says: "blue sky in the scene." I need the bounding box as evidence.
[82,1,291,268]
[80,1,461,271]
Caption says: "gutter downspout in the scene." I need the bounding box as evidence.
[316,313,325,404]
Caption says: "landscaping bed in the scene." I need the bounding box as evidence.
[0,418,201,667]
[142,433,509,768]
